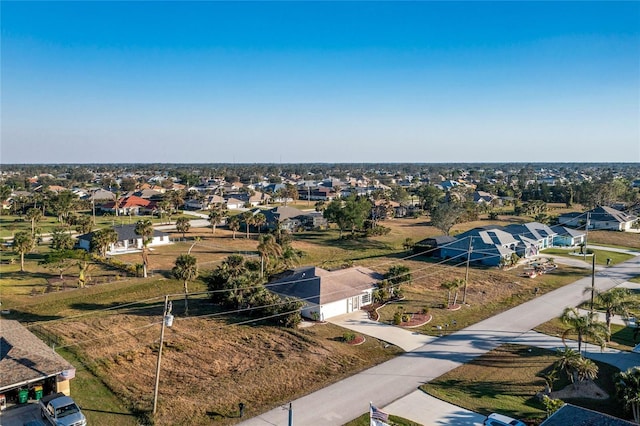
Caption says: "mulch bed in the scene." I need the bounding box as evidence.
[347,335,366,345]
[401,313,433,328]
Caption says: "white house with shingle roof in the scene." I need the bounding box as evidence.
[559,206,638,232]
[267,266,382,320]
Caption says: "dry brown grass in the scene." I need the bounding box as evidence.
[587,230,640,250]
[43,314,402,425]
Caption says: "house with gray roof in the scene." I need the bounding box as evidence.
[559,206,638,232]
[77,224,171,255]
[550,225,586,247]
[503,222,557,257]
[267,266,381,320]
[541,403,635,426]
[1,320,77,403]
[439,227,520,267]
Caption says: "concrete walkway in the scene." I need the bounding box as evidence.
[328,310,435,352]
[384,391,485,426]
[587,244,640,256]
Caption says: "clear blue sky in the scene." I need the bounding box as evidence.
[2,1,639,164]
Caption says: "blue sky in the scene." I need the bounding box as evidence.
[2,1,639,164]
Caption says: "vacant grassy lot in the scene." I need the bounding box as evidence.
[376,261,589,334]
[420,344,625,425]
[587,230,640,250]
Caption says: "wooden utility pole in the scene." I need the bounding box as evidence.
[590,254,596,313]
[153,296,172,415]
[462,236,473,304]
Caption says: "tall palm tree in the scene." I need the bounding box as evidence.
[25,208,43,237]
[253,212,266,235]
[172,254,198,316]
[591,288,633,340]
[257,234,282,275]
[228,216,240,239]
[208,206,223,235]
[242,211,254,239]
[175,217,191,240]
[135,219,154,278]
[615,367,640,424]
[12,231,35,272]
[560,307,608,352]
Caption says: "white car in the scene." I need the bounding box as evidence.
[484,412,526,426]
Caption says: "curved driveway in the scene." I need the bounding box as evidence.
[239,256,640,426]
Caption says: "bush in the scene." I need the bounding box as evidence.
[421,307,430,315]
[393,311,403,325]
[343,332,356,343]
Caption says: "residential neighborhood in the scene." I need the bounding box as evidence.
[1,162,639,426]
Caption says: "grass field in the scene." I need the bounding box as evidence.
[420,344,625,424]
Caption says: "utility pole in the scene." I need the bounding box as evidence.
[584,212,590,261]
[463,236,473,304]
[590,253,596,313]
[288,402,293,426]
[153,296,173,415]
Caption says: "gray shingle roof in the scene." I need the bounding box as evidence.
[0,320,75,392]
[541,404,635,426]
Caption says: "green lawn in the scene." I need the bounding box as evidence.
[535,319,639,353]
[420,344,624,424]
[542,248,634,266]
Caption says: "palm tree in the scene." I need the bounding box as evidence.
[172,254,198,316]
[242,211,254,239]
[615,367,640,424]
[257,234,282,275]
[25,208,43,237]
[253,212,266,235]
[135,219,154,278]
[555,347,582,385]
[228,216,240,239]
[441,279,463,307]
[175,217,191,240]
[90,228,118,257]
[208,206,224,235]
[590,288,633,340]
[13,231,35,272]
[560,307,608,352]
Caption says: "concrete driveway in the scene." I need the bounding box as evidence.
[0,403,42,426]
[328,311,435,352]
[384,391,485,426]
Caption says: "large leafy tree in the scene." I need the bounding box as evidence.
[13,231,35,272]
[560,307,608,352]
[172,254,198,316]
[430,202,463,236]
[175,217,191,240]
[615,367,640,424]
[135,219,154,278]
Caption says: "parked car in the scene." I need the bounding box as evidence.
[39,393,86,426]
[484,412,526,426]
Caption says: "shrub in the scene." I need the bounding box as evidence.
[421,307,430,315]
[393,311,403,325]
[343,332,356,343]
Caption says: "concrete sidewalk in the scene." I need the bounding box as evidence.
[328,310,435,352]
[384,391,484,426]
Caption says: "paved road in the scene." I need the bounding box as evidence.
[239,255,640,426]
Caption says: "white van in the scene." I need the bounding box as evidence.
[484,413,526,426]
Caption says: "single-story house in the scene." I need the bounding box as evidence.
[184,195,225,210]
[540,403,635,426]
[439,227,520,267]
[100,195,156,216]
[267,266,382,321]
[550,225,586,247]
[413,236,457,257]
[259,206,325,232]
[559,206,638,232]
[77,224,171,255]
[503,222,557,257]
[0,319,77,405]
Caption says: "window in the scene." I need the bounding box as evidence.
[361,292,371,305]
